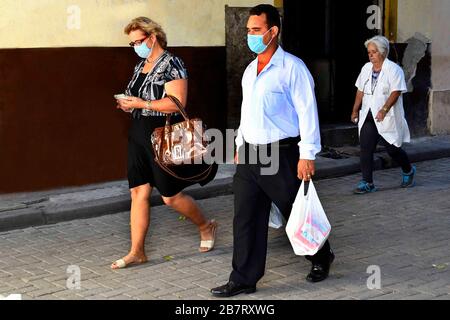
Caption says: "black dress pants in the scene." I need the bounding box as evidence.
[360,111,412,183]
[229,140,332,286]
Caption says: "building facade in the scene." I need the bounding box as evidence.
[0,0,448,193]
[0,0,275,193]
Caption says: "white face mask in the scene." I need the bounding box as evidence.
[134,41,151,58]
[247,27,274,54]
[134,37,155,59]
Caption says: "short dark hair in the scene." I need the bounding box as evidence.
[249,4,281,30]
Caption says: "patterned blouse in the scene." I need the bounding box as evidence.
[125,50,188,117]
[371,70,381,93]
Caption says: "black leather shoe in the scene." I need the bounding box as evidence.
[306,251,335,283]
[211,281,256,297]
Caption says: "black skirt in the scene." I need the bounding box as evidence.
[127,114,217,197]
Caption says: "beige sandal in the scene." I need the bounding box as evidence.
[111,255,148,269]
[199,220,218,253]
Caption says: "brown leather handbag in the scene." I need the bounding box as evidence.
[150,95,213,182]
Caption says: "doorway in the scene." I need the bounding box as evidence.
[282,0,381,124]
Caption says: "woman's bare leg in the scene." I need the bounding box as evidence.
[162,192,216,252]
[111,183,152,268]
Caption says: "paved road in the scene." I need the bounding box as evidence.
[1,158,449,300]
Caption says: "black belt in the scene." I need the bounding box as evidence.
[132,110,180,119]
[244,136,300,149]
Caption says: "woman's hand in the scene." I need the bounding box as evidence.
[117,96,146,109]
[375,91,400,122]
[351,111,359,124]
[116,103,133,113]
[116,99,134,113]
[375,109,387,122]
[351,90,363,124]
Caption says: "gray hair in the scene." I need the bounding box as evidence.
[364,35,390,57]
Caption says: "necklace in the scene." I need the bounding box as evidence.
[146,51,165,64]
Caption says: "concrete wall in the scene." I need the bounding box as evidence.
[397,0,450,135]
[430,0,450,91]
[0,0,274,48]
[397,0,432,43]
[0,0,277,193]
[429,0,450,134]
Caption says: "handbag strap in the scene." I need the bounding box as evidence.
[154,156,214,183]
[160,95,184,161]
[166,95,189,121]
[155,94,214,182]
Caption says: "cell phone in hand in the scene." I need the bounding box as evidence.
[114,94,129,100]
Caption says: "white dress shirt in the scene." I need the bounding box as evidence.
[235,46,321,160]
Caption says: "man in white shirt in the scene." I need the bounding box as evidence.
[211,4,334,298]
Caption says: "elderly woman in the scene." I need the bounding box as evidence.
[351,35,416,194]
[112,17,217,269]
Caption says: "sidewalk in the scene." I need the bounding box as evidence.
[1,157,449,300]
[1,135,450,232]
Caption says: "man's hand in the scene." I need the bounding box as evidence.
[234,152,239,164]
[297,159,315,181]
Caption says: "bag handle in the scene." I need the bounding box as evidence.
[154,156,214,182]
[297,180,312,198]
[166,95,190,121]
[154,94,214,182]
[160,95,189,134]
[303,180,311,197]
[159,95,187,162]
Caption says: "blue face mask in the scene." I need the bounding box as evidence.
[247,27,274,54]
[134,39,152,59]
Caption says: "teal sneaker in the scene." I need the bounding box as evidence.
[401,165,416,188]
[353,181,377,194]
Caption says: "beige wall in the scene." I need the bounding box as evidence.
[429,90,450,135]
[397,0,432,43]
[429,0,450,134]
[430,0,450,91]
[0,0,275,48]
[397,0,450,134]
[397,0,450,90]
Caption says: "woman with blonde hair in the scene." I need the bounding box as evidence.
[112,17,217,269]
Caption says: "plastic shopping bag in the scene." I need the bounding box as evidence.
[285,180,331,256]
[268,202,285,229]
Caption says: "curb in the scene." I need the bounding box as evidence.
[0,178,234,233]
[1,142,449,233]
